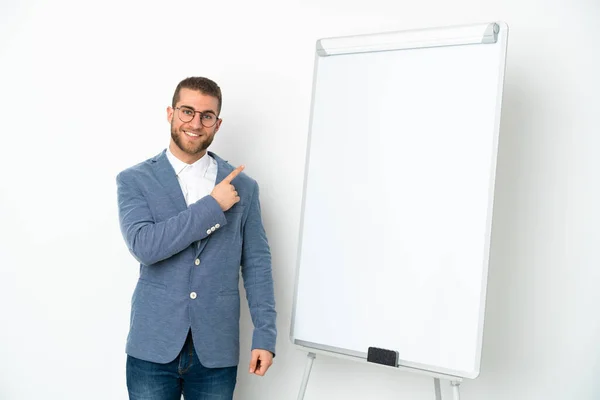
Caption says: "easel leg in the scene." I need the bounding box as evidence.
[451,381,461,400]
[297,352,316,400]
[433,378,442,400]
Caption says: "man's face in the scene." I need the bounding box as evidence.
[167,88,221,158]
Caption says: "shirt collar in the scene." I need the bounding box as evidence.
[166,146,211,177]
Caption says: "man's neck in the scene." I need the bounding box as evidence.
[169,142,206,165]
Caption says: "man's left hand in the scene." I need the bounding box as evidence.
[249,349,273,376]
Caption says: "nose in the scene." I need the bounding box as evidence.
[188,113,203,129]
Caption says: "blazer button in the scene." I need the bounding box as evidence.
[195,259,200,266]
[206,229,211,235]
[190,292,197,299]
[210,226,216,232]
[215,224,220,229]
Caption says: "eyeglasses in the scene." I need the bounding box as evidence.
[175,106,219,128]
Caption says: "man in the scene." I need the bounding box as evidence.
[116,77,276,400]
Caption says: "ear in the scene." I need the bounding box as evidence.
[167,106,174,123]
[214,118,222,132]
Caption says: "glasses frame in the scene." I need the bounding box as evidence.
[174,106,219,128]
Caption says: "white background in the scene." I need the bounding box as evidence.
[0,0,598,399]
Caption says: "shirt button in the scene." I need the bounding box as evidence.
[194,259,200,266]
[215,224,220,229]
[190,292,197,299]
[206,229,211,235]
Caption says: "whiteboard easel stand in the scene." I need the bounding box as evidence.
[295,347,463,400]
[292,20,507,400]
[296,352,316,400]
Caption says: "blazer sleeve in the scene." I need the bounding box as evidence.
[241,182,277,356]
[116,172,227,266]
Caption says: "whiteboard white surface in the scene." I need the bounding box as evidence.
[291,23,508,379]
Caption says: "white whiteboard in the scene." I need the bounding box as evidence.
[291,22,508,379]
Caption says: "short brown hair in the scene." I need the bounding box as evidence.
[171,77,222,114]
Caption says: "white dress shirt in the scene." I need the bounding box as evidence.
[166,147,218,206]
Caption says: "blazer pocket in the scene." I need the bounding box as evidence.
[219,288,240,296]
[138,278,166,291]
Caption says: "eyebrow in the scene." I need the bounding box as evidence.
[179,104,217,115]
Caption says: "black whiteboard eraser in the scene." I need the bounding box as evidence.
[367,347,399,367]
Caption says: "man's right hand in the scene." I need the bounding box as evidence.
[211,165,245,211]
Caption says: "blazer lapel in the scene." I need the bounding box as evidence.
[210,151,233,186]
[195,152,233,257]
[151,149,187,213]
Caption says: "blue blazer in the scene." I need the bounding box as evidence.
[116,149,276,367]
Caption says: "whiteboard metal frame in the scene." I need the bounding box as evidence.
[316,22,500,56]
[290,21,509,382]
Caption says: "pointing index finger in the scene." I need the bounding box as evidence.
[223,165,245,183]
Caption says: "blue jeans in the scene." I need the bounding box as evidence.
[126,331,237,400]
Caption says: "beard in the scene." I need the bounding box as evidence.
[171,124,214,156]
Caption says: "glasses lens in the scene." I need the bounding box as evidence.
[200,113,217,128]
[178,107,194,123]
